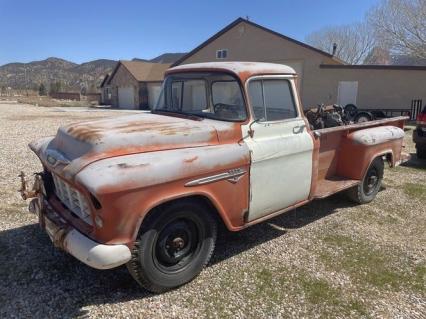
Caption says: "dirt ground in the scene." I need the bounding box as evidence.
[0,102,424,318]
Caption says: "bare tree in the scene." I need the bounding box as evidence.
[368,0,426,59]
[364,46,392,64]
[305,22,376,64]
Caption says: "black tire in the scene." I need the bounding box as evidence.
[347,157,384,204]
[416,147,426,159]
[344,104,358,119]
[127,199,217,293]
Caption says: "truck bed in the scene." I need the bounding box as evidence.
[314,116,408,135]
[310,116,408,198]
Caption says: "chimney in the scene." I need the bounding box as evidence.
[332,43,337,56]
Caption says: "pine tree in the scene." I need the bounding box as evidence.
[38,83,46,96]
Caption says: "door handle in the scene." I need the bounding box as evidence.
[293,125,305,134]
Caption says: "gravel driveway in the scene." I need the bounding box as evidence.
[0,102,424,318]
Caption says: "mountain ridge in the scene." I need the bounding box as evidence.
[0,53,186,91]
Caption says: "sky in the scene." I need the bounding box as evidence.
[0,0,380,66]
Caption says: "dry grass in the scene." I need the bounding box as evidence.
[0,102,425,318]
[17,96,96,108]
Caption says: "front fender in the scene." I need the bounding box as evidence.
[75,144,250,244]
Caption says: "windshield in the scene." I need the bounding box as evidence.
[153,72,247,121]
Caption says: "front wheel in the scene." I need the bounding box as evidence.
[347,157,384,204]
[127,200,217,293]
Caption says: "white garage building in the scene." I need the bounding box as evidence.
[101,61,170,109]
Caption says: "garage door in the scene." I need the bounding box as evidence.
[337,81,358,107]
[118,87,136,109]
[147,83,162,109]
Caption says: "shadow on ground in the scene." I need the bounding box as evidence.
[401,152,426,170]
[0,194,354,317]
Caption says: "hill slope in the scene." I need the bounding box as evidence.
[0,58,117,91]
[0,53,186,91]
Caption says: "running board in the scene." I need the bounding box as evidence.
[313,177,360,199]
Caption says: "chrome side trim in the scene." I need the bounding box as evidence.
[185,168,247,187]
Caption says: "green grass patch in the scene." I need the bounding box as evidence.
[298,274,339,305]
[403,183,426,201]
[413,265,426,292]
[197,262,369,318]
[320,234,423,292]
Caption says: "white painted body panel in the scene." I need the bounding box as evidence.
[169,61,296,76]
[31,113,240,179]
[350,126,404,145]
[76,143,249,195]
[244,118,313,221]
[242,76,313,222]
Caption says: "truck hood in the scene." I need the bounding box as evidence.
[32,113,220,179]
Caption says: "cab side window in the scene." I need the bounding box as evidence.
[248,79,297,121]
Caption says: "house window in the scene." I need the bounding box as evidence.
[216,49,228,59]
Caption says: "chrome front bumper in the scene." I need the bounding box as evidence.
[35,198,131,270]
[20,172,131,270]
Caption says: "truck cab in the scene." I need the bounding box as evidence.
[21,62,409,293]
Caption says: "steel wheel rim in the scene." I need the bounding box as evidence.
[364,166,379,195]
[154,217,201,273]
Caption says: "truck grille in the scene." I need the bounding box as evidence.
[51,174,93,225]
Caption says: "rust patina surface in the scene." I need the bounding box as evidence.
[23,62,409,252]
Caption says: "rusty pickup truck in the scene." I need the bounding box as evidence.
[20,62,410,292]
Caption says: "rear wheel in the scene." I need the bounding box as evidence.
[347,157,384,204]
[127,200,217,293]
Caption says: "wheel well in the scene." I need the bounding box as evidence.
[385,153,393,167]
[140,195,227,232]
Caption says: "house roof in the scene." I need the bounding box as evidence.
[107,61,171,84]
[99,74,110,88]
[172,17,345,67]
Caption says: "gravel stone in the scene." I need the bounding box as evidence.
[0,102,424,318]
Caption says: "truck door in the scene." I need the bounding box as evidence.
[243,76,314,222]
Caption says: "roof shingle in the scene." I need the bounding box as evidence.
[108,61,170,84]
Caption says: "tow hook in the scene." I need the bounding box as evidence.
[19,171,46,228]
[18,171,43,200]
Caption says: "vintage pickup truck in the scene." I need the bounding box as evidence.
[20,62,410,293]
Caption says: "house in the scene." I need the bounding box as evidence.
[101,61,170,109]
[173,18,426,113]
